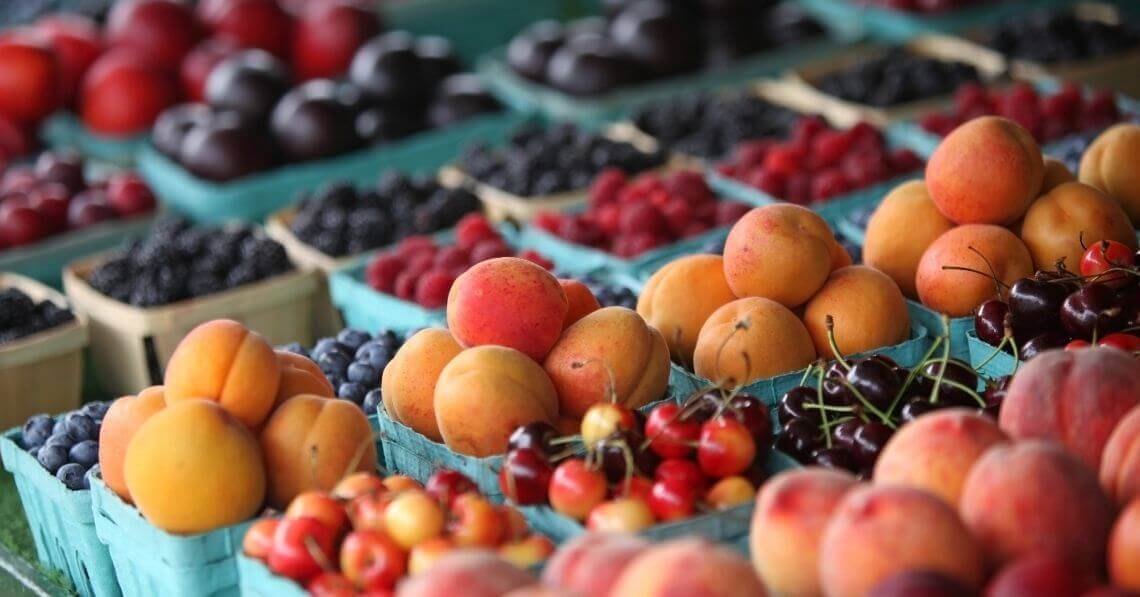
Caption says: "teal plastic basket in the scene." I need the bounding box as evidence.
[89,469,253,597]
[965,330,1019,380]
[0,430,119,597]
[907,299,973,362]
[0,214,155,289]
[521,448,800,545]
[236,554,304,597]
[41,113,146,166]
[137,110,531,224]
[385,0,567,63]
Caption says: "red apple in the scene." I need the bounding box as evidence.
[0,196,48,246]
[34,14,103,108]
[198,0,295,58]
[424,468,477,508]
[105,172,156,217]
[291,0,383,81]
[26,182,71,232]
[268,516,338,583]
[106,0,202,71]
[549,458,607,521]
[0,35,61,124]
[80,50,178,136]
[307,572,357,597]
[285,491,349,537]
[242,518,279,560]
[179,37,241,102]
[339,530,407,592]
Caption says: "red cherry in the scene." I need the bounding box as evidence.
[615,475,653,502]
[424,469,476,507]
[499,449,553,506]
[0,202,47,246]
[26,182,70,233]
[644,403,699,459]
[647,479,697,522]
[268,516,338,583]
[307,572,356,597]
[1098,333,1140,354]
[105,172,156,217]
[1079,239,1135,289]
[1065,339,1091,351]
[727,394,773,451]
[697,417,756,478]
[549,459,608,521]
[653,458,707,493]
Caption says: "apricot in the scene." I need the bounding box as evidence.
[819,485,984,597]
[1001,347,1140,471]
[434,346,559,457]
[915,225,1034,317]
[1079,123,1140,225]
[693,297,816,388]
[926,116,1044,225]
[802,265,910,358]
[722,204,850,308]
[163,319,281,429]
[610,538,766,597]
[275,350,333,407]
[862,180,955,299]
[395,550,536,597]
[543,307,669,419]
[1041,157,1076,192]
[558,279,600,330]
[1109,499,1140,591]
[98,386,166,501]
[1019,182,1137,270]
[541,533,650,596]
[123,400,265,534]
[381,328,463,442]
[874,409,1008,507]
[447,257,568,361]
[1101,406,1140,505]
[259,394,378,509]
[959,440,1114,570]
[636,254,737,363]
[750,468,858,596]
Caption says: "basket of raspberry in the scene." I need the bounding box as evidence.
[0,274,87,430]
[237,469,555,596]
[1,403,116,597]
[439,122,668,224]
[707,116,925,227]
[264,174,483,336]
[517,169,751,279]
[0,150,159,288]
[61,216,319,397]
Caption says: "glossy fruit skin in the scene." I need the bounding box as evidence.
[1061,283,1127,340]
[499,448,553,505]
[727,394,773,450]
[1100,333,1140,353]
[268,516,338,583]
[242,518,279,560]
[106,0,202,71]
[0,37,61,124]
[697,417,756,478]
[506,421,558,457]
[1008,277,1067,339]
[846,358,900,411]
[178,117,276,181]
[291,0,383,81]
[81,51,178,137]
[424,469,476,507]
[647,479,697,521]
[270,80,363,162]
[580,403,636,448]
[339,530,406,592]
[549,459,607,520]
[852,421,893,470]
[35,14,103,108]
[778,386,823,425]
[1081,240,1135,289]
[644,402,699,458]
[204,49,290,125]
[974,299,1010,346]
[654,458,707,493]
[1020,331,1071,361]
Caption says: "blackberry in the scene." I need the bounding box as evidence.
[130,239,182,271]
[35,301,75,328]
[988,9,1140,64]
[87,257,131,295]
[815,48,980,107]
[150,215,191,242]
[242,237,291,277]
[175,228,212,258]
[347,208,393,250]
[312,231,346,256]
[225,262,261,288]
[632,92,799,160]
[129,273,180,307]
[377,171,416,197]
[0,289,36,329]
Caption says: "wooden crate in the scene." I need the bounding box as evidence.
[0,273,87,429]
[264,209,350,338]
[62,254,320,397]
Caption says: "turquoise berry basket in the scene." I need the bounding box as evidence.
[137,110,531,224]
[41,113,147,166]
[89,469,252,597]
[236,554,304,597]
[965,330,1020,380]
[384,0,567,63]
[0,214,155,289]
[0,430,119,597]
[907,300,974,362]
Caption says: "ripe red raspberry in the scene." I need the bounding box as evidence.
[761,146,804,178]
[455,214,499,249]
[784,173,812,205]
[613,233,663,258]
[394,270,419,300]
[811,130,853,170]
[1002,82,1039,115]
[887,148,923,173]
[734,139,773,170]
[396,235,436,259]
[1041,91,1079,125]
[365,252,403,293]
[920,112,956,136]
[842,151,889,188]
[558,215,604,246]
[589,168,627,207]
[664,170,713,204]
[618,202,669,238]
[533,211,564,234]
[845,122,882,151]
[469,238,513,263]
[433,245,470,270]
[595,203,622,236]
[682,221,710,237]
[714,201,750,226]
[517,249,554,270]
[810,169,852,202]
[1040,118,1071,142]
[648,189,672,210]
[414,269,455,309]
[953,82,991,113]
[618,173,666,204]
[660,199,692,236]
[791,115,827,143]
[746,167,786,198]
[1084,90,1118,122]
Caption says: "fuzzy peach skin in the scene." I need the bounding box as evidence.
[541,533,650,596]
[381,328,464,442]
[558,279,601,330]
[915,225,1034,317]
[1101,406,1140,505]
[750,468,858,596]
[1109,499,1140,591]
[395,550,536,597]
[163,319,281,429]
[959,440,1114,571]
[434,345,559,457]
[1041,157,1076,192]
[802,265,910,358]
[99,386,166,501]
[722,204,850,308]
[693,297,816,389]
[926,116,1044,225]
[610,538,767,597]
[447,257,568,362]
[637,254,737,363]
[1018,181,1137,270]
[543,306,670,419]
[275,350,334,407]
[862,180,955,299]
[1080,123,1140,225]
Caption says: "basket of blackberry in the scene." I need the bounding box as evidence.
[62,216,319,396]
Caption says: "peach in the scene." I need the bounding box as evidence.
[958,440,1114,570]
[862,180,955,298]
[541,533,650,596]
[395,550,536,597]
[873,409,1009,507]
[986,551,1096,597]
[1079,123,1140,225]
[1101,406,1140,505]
[163,319,281,429]
[447,257,568,361]
[259,394,378,509]
[1041,157,1075,192]
[693,297,816,388]
[1109,499,1140,591]
[434,345,559,457]
[750,467,858,596]
[819,485,984,597]
[915,225,1034,317]
[558,279,600,330]
[1019,181,1137,270]
[98,386,166,501]
[1001,347,1140,471]
[275,350,333,407]
[381,328,463,442]
[636,254,737,363]
[123,400,265,534]
[722,204,850,308]
[610,538,767,597]
[543,307,670,419]
[802,265,910,358]
[926,116,1044,225]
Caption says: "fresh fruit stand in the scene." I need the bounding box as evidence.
[1,0,1140,596]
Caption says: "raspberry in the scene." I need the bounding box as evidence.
[517,249,554,270]
[682,221,710,237]
[887,148,923,174]
[761,146,804,178]
[844,122,881,151]
[1084,90,1118,122]
[746,168,786,198]
[953,82,991,113]
[811,130,853,170]
[714,201,750,226]
[613,233,663,258]
[414,269,455,309]
[715,163,736,177]
[558,215,604,247]
[842,151,889,188]
[365,252,403,293]
[618,202,669,238]
[919,112,956,135]
[618,173,666,204]
[433,245,469,270]
[660,199,692,236]
[664,170,714,204]
[1002,83,1039,115]
[785,173,812,204]
[791,116,827,143]
[1041,92,1079,125]
[589,168,627,207]
[396,235,436,259]
[394,270,418,300]
[1040,118,1071,142]
[533,211,564,234]
[693,201,717,223]
[469,238,513,263]
[734,140,773,170]
[810,169,852,202]
[648,189,672,210]
[455,214,499,249]
[595,203,622,235]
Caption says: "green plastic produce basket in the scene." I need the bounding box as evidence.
[0,214,155,289]
[965,330,1019,380]
[907,299,973,362]
[137,110,531,224]
[0,430,119,597]
[89,469,253,597]
[385,0,567,62]
[236,554,303,597]
[41,113,146,167]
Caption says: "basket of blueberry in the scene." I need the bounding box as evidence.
[279,327,404,421]
[0,273,87,431]
[60,216,319,397]
[0,402,117,597]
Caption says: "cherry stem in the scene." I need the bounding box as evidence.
[886,335,943,418]
[815,366,833,449]
[825,315,851,372]
[974,334,1012,371]
[837,377,895,428]
[803,403,856,413]
[304,536,335,573]
[712,318,750,390]
[572,359,620,405]
[550,436,580,446]
[918,374,986,407]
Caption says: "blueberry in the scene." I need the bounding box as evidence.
[375,330,402,351]
[81,401,111,421]
[52,419,66,436]
[21,414,54,448]
[37,444,69,474]
[346,362,380,387]
[56,463,88,490]
[336,328,372,351]
[312,338,350,361]
[27,446,39,459]
[69,440,99,467]
[279,342,308,358]
[63,413,98,442]
[363,389,383,415]
[318,350,352,379]
[355,342,394,370]
[44,432,75,451]
[338,382,367,405]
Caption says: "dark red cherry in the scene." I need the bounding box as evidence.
[778,386,821,425]
[498,448,552,505]
[1008,277,1066,338]
[899,398,938,423]
[507,421,559,458]
[812,446,857,472]
[1060,282,1127,340]
[775,419,819,461]
[845,358,900,411]
[852,421,893,469]
[974,299,1010,346]
[728,393,772,451]
[1020,331,1070,361]
[829,419,861,450]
